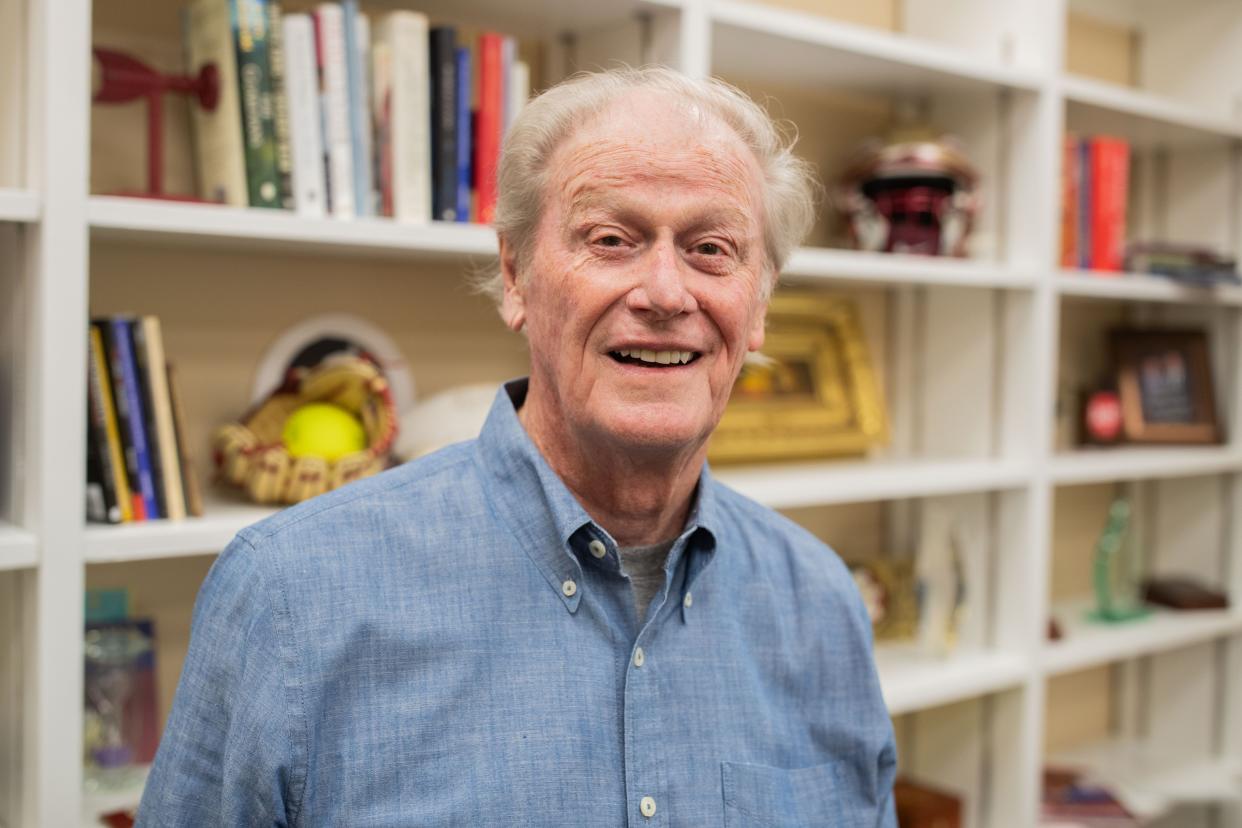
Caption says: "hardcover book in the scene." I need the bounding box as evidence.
[183,0,249,205]
[233,0,282,208]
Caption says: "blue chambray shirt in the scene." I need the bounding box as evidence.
[139,379,897,827]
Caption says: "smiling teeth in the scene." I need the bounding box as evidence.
[617,349,695,365]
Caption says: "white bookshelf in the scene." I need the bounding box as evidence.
[8,0,1242,826]
[0,524,37,571]
[0,189,39,223]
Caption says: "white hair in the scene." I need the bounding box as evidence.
[477,65,820,304]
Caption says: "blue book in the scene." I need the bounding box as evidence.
[455,45,472,222]
[109,318,160,520]
[341,0,374,217]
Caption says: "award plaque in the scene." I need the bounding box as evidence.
[707,293,888,464]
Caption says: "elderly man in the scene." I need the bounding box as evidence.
[139,66,897,826]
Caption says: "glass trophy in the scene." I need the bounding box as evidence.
[1087,498,1150,623]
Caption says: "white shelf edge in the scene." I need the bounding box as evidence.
[1057,269,1242,305]
[0,188,40,223]
[84,497,281,564]
[715,456,1031,509]
[1048,739,1242,817]
[877,646,1029,716]
[711,0,1045,92]
[784,248,1038,290]
[1062,74,1242,142]
[1051,447,1242,485]
[0,523,38,571]
[88,196,500,259]
[1042,603,1242,677]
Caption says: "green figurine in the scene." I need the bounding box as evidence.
[1088,498,1150,624]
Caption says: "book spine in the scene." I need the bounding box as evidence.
[86,330,123,524]
[454,45,471,222]
[129,319,167,519]
[267,1,295,209]
[382,11,430,223]
[371,40,393,217]
[89,324,133,522]
[141,317,187,521]
[109,318,159,520]
[167,364,205,518]
[1089,136,1130,273]
[283,14,327,217]
[501,35,514,136]
[474,32,504,224]
[315,3,355,218]
[508,59,528,134]
[1077,137,1091,271]
[342,0,374,217]
[233,0,282,208]
[430,26,457,221]
[182,0,248,205]
[1060,134,1078,269]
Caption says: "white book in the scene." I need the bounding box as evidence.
[508,60,530,136]
[282,14,327,218]
[376,11,430,223]
[315,3,355,219]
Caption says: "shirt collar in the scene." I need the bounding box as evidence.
[475,379,720,613]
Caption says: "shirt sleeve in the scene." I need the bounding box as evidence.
[136,531,304,827]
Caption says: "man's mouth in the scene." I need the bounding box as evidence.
[609,348,700,367]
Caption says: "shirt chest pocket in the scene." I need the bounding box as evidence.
[721,760,875,828]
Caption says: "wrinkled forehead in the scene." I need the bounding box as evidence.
[544,92,766,224]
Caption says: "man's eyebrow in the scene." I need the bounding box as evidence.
[564,186,755,234]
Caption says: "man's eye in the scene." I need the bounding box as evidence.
[695,242,724,255]
[595,235,625,247]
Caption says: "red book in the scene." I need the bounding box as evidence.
[474,32,505,224]
[1060,134,1079,269]
[1089,136,1130,272]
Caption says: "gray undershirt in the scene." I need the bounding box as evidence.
[619,540,677,624]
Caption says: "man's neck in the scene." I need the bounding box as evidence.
[517,394,703,548]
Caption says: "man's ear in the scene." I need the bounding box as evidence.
[747,286,769,353]
[498,236,526,333]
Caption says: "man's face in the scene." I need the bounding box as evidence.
[501,91,770,458]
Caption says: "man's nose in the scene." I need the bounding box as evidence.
[626,236,698,319]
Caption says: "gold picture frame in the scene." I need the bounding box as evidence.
[708,293,888,464]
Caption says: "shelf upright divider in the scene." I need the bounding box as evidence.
[24,0,94,823]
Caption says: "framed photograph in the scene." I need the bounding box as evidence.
[1111,329,1220,444]
[846,558,919,642]
[708,293,888,464]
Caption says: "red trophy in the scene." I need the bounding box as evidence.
[92,47,219,201]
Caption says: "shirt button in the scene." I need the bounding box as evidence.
[588,539,607,559]
[640,796,657,818]
[633,646,645,668]
[683,591,693,608]
[562,579,577,597]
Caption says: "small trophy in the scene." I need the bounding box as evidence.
[1088,498,1150,623]
[92,46,220,201]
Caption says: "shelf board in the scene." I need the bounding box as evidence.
[714,456,1030,509]
[1051,446,1242,486]
[0,188,40,223]
[1043,600,1242,677]
[1048,739,1242,818]
[0,523,37,571]
[711,1,1043,94]
[876,644,1029,716]
[784,248,1037,290]
[1063,74,1242,149]
[88,196,499,260]
[84,492,281,564]
[1058,269,1242,305]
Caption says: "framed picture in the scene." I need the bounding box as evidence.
[846,558,919,642]
[1111,329,1220,444]
[707,293,888,464]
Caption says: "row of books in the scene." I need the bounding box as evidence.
[184,0,529,224]
[1060,134,1131,272]
[86,316,204,524]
